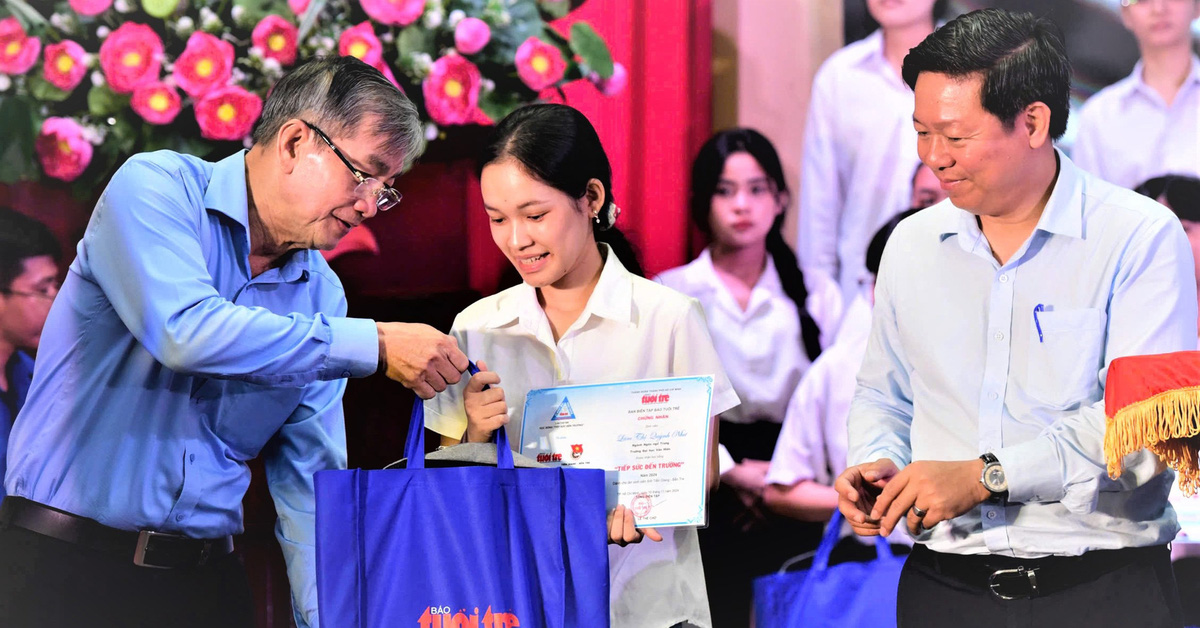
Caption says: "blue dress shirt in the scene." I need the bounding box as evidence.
[848,151,1199,558]
[5,150,379,627]
[0,350,35,500]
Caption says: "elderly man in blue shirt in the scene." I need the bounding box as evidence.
[0,56,469,628]
[837,9,1198,627]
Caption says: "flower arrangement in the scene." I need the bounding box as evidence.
[0,0,622,193]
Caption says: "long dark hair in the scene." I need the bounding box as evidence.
[478,104,644,277]
[689,129,821,361]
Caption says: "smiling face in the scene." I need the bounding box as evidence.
[0,255,59,352]
[707,152,784,251]
[480,158,603,289]
[1121,0,1200,52]
[867,0,939,30]
[912,71,1049,218]
[276,118,404,251]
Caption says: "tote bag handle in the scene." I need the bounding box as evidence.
[403,384,516,469]
[810,509,894,571]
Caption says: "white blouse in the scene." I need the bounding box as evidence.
[426,245,739,628]
[655,248,842,425]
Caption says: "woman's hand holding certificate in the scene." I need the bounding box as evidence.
[520,376,718,529]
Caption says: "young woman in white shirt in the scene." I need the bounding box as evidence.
[423,104,739,628]
[655,129,840,626]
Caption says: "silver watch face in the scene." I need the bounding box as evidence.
[984,463,1008,493]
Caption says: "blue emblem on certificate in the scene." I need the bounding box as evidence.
[520,376,716,528]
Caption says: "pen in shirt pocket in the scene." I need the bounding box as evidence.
[1033,304,1045,343]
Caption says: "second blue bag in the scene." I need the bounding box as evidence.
[316,400,610,628]
[753,510,904,628]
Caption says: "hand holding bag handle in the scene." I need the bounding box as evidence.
[403,362,516,470]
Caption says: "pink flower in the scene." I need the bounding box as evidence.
[338,22,383,67]
[422,54,482,126]
[36,117,93,182]
[590,61,627,97]
[0,17,41,76]
[373,60,402,92]
[173,31,234,98]
[289,0,310,16]
[194,85,263,141]
[42,40,88,92]
[454,17,491,55]
[359,0,424,27]
[514,37,566,91]
[98,23,162,93]
[252,15,299,66]
[68,0,113,16]
[131,82,182,125]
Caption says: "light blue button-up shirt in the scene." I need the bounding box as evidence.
[848,151,1198,557]
[5,150,379,627]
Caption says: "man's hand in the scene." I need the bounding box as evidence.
[870,459,990,536]
[463,360,507,443]
[607,505,663,547]
[835,459,900,536]
[376,323,469,399]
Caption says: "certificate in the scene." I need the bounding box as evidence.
[519,376,715,528]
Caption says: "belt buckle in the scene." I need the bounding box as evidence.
[134,530,185,569]
[988,566,1040,600]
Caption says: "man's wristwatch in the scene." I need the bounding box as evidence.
[979,452,1009,503]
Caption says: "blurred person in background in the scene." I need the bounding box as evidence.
[0,208,61,502]
[1073,0,1200,188]
[798,0,948,305]
[657,129,841,625]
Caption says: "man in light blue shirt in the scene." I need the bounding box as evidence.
[0,57,469,628]
[836,9,1197,626]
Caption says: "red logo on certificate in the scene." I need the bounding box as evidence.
[630,493,652,519]
[570,444,583,458]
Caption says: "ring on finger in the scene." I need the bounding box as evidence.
[911,505,928,519]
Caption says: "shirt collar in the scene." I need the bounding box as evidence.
[854,30,889,72]
[1124,55,1200,102]
[485,243,635,330]
[204,150,250,229]
[938,148,1083,242]
[206,150,312,284]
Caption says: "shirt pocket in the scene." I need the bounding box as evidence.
[1025,307,1107,410]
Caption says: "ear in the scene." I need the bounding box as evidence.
[776,189,791,216]
[275,119,309,175]
[584,178,606,217]
[1023,101,1052,149]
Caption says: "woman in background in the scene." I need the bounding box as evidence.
[424,104,739,628]
[656,129,840,625]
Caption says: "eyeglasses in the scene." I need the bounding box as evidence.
[2,286,58,301]
[303,121,402,212]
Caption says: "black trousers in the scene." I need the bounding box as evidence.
[0,524,255,628]
[897,544,1185,628]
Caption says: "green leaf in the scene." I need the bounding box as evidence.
[28,75,73,102]
[397,24,436,59]
[477,88,522,124]
[0,95,41,183]
[535,0,572,20]
[87,84,131,117]
[4,0,49,35]
[141,0,181,19]
[569,22,612,78]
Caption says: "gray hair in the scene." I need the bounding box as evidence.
[252,56,425,172]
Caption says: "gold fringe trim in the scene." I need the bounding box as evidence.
[1104,386,1200,496]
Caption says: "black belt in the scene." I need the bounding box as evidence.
[908,543,1167,600]
[0,496,235,569]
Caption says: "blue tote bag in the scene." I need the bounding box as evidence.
[316,400,610,628]
[753,510,904,628]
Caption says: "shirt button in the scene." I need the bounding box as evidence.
[189,454,195,463]
[176,514,185,522]
[999,274,1009,283]
[342,370,351,378]
[987,511,997,520]
[994,331,1004,341]
[989,392,999,400]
